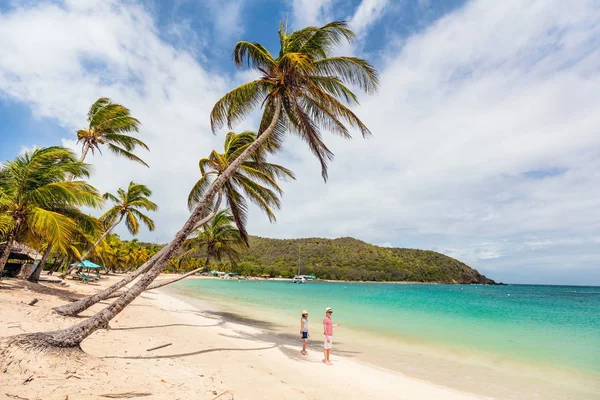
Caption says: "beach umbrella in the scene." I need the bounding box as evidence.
[70,260,106,269]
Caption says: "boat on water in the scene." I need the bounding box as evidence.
[292,243,309,283]
[292,276,307,284]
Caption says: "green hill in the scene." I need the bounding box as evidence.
[232,236,496,284]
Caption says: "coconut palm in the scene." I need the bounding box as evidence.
[210,20,378,180]
[188,131,295,244]
[14,21,377,349]
[107,209,245,298]
[76,97,148,166]
[60,182,157,278]
[0,147,102,274]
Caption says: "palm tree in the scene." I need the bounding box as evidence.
[0,147,102,274]
[210,20,378,180]
[14,21,377,349]
[59,182,157,278]
[34,98,148,278]
[55,132,291,315]
[107,209,245,298]
[188,131,295,244]
[76,97,148,166]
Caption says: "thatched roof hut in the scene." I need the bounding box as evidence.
[0,242,42,261]
[0,242,42,278]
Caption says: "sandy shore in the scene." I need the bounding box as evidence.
[0,275,483,400]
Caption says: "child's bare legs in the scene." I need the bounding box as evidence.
[323,349,332,365]
[301,339,308,355]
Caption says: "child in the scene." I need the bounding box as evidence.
[323,307,340,366]
[300,310,309,355]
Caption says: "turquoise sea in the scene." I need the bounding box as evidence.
[167,279,600,398]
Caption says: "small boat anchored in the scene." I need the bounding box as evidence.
[292,276,307,284]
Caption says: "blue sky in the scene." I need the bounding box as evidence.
[0,0,599,285]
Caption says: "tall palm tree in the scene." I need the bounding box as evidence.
[210,20,378,180]
[188,131,295,244]
[17,21,377,348]
[76,97,148,166]
[60,182,157,278]
[0,147,102,274]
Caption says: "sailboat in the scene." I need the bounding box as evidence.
[292,243,306,283]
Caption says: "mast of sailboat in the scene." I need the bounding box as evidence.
[297,242,301,276]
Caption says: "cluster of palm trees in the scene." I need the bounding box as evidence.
[2,20,378,350]
[0,98,157,282]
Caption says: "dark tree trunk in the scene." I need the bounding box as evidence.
[28,243,53,283]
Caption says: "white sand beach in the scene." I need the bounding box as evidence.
[0,276,484,400]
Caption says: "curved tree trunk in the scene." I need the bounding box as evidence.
[47,256,65,275]
[53,191,223,316]
[27,243,53,283]
[106,255,211,299]
[39,99,282,347]
[53,245,167,316]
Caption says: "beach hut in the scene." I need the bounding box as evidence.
[0,242,42,278]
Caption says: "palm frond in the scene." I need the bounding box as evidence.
[233,41,276,70]
[188,174,215,211]
[124,210,140,235]
[107,144,149,167]
[28,207,76,252]
[131,209,155,231]
[210,81,271,132]
[314,56,379,94]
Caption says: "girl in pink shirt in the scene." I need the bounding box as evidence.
[322,307,340,366]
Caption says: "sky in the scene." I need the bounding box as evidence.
[0,0,599,285]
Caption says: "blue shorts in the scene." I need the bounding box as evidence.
[302,332,308,339]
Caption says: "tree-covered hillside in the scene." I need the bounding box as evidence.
[230,236,495,284]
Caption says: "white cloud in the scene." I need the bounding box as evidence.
[0,0,229,241]
[258,0,600,283]
[1,0,600,284]
[291,0,333,27]
[348,0,389,35]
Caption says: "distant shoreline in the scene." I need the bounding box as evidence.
[165,274,502,285]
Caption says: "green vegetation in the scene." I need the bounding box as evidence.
[76,97,147,166]
[213,236,495,284]
[188,131,295,244]
[0,147,102,273]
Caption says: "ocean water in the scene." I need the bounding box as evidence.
[170,280,600,376]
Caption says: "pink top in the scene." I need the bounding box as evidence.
[323,317,333,336]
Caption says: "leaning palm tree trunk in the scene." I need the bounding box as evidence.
[25,100,281,347]
[106,256,211,299]
[53,192,223,316]
[52,246,167,316]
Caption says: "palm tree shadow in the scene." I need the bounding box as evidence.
[102,344,277,360]
[110,321,225,331]
[218,329,361,361]
[200,310,281,330]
